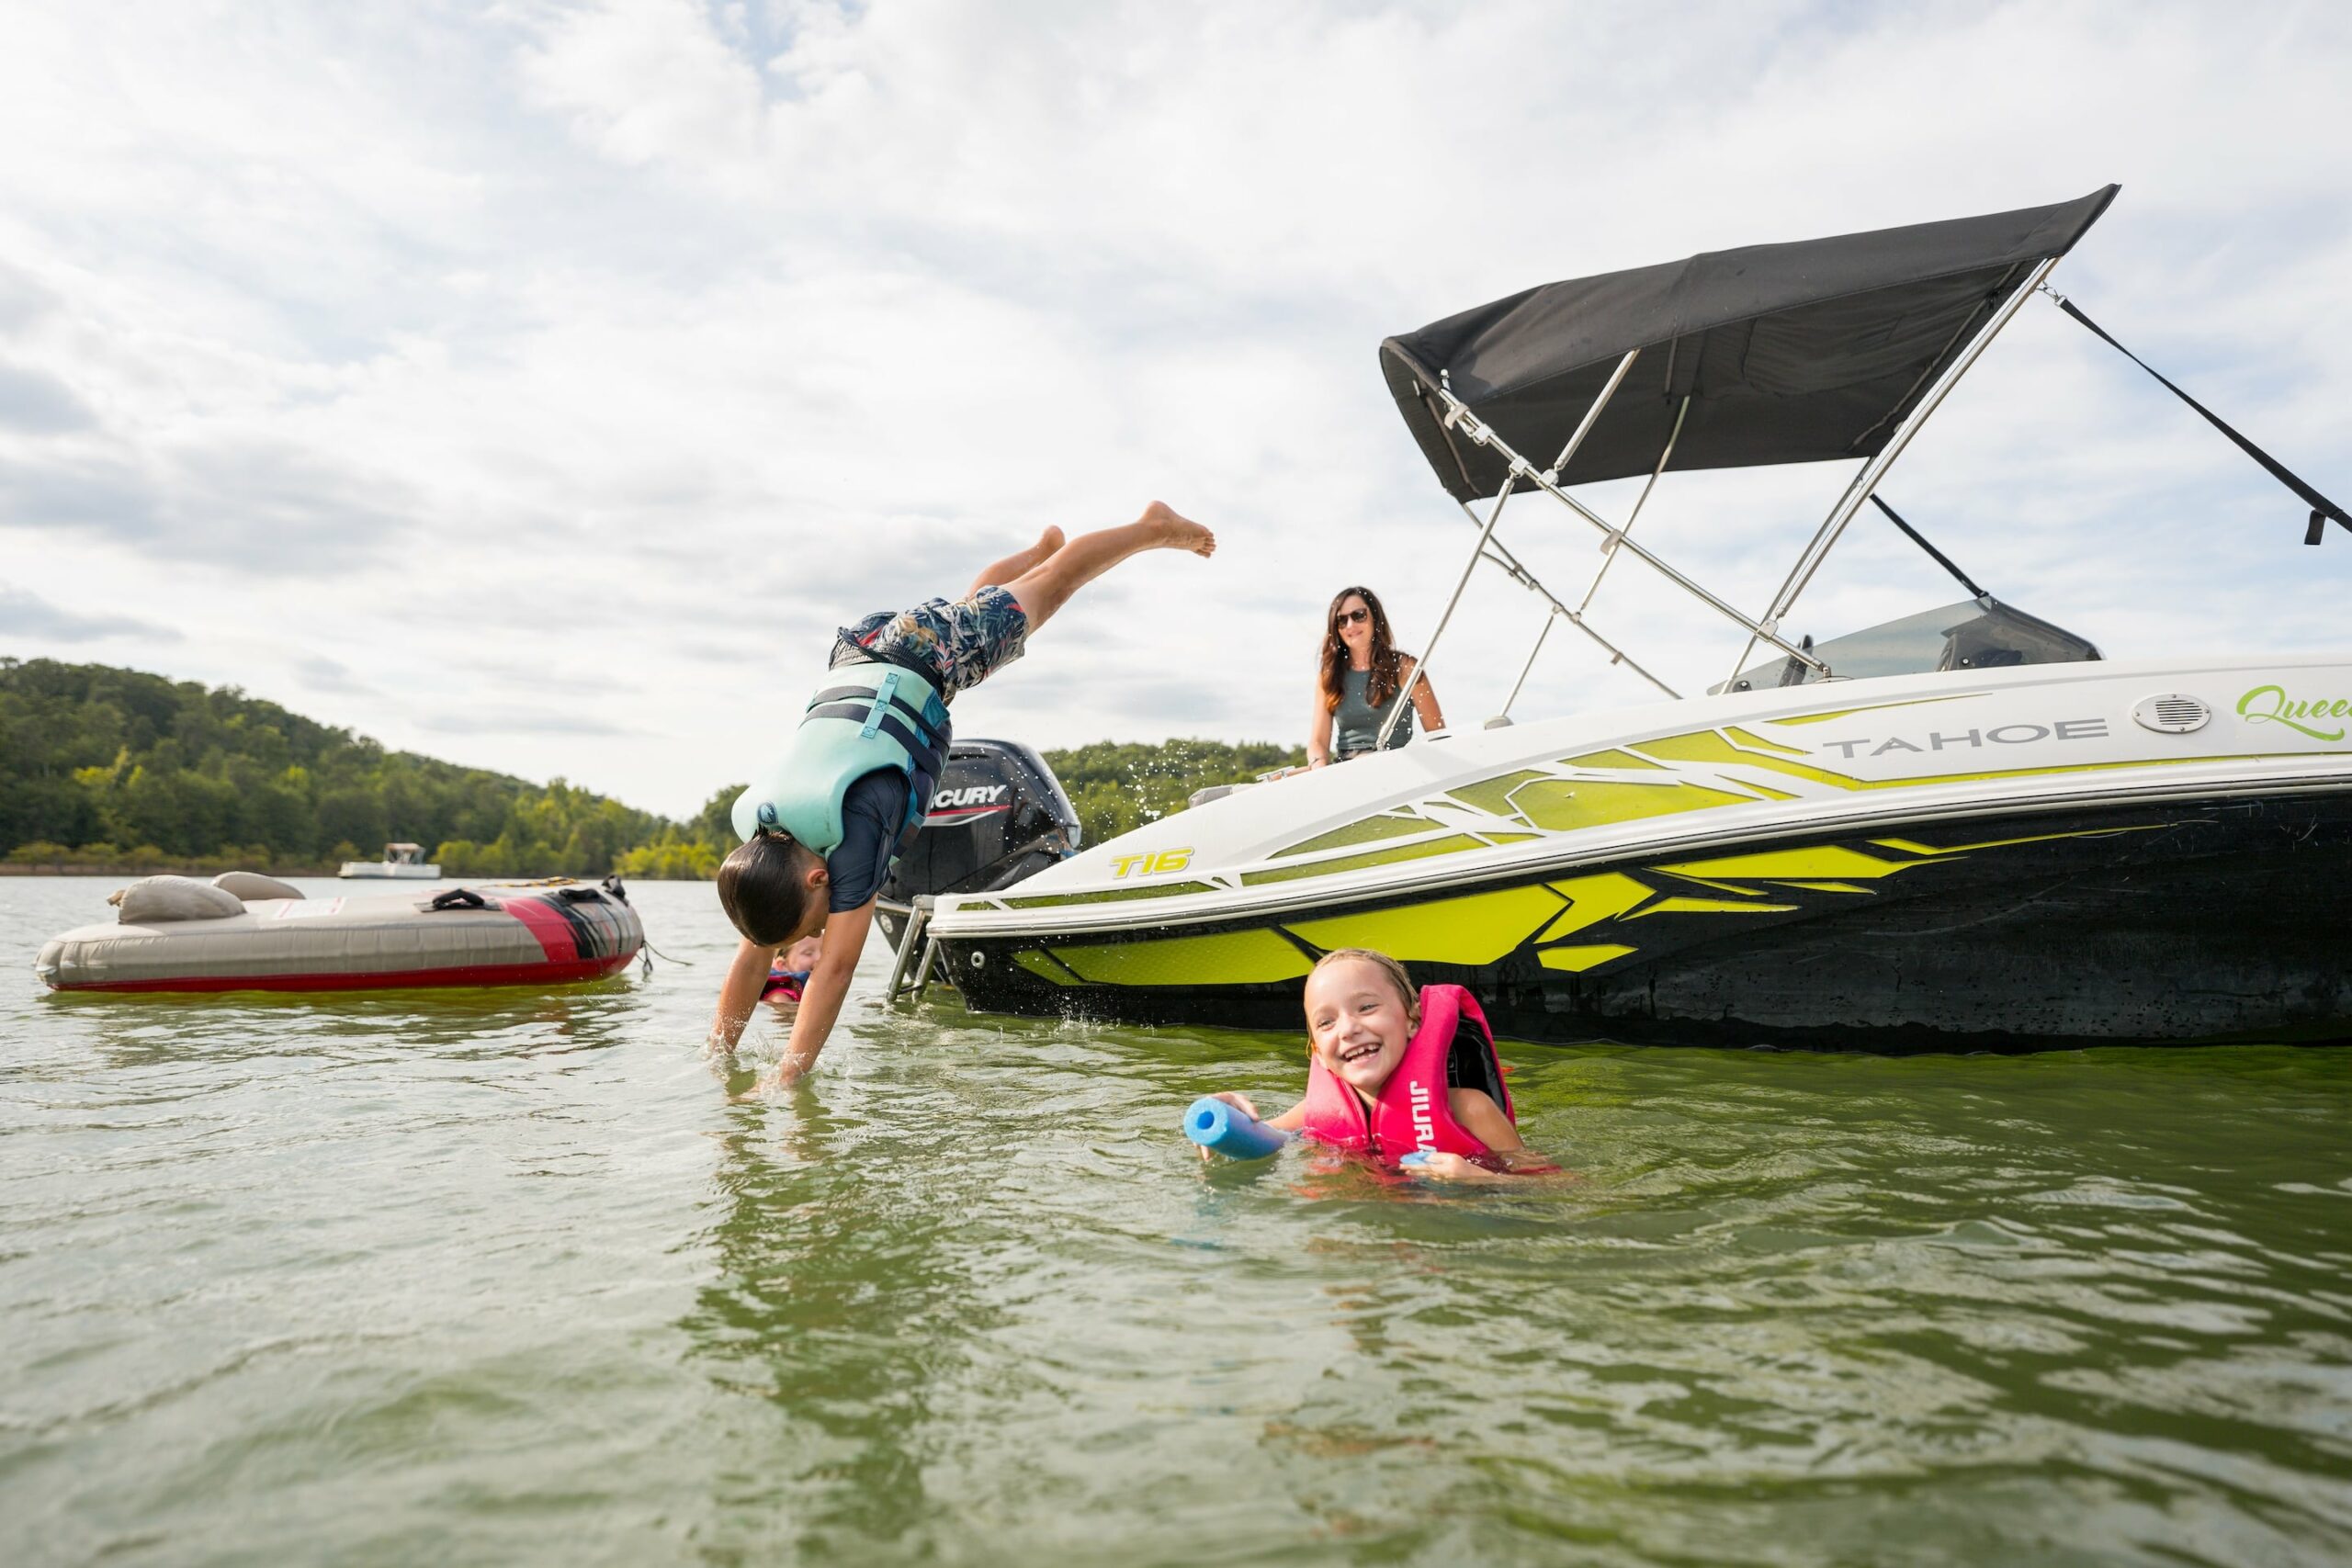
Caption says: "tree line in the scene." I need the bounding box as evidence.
[0,658,1300,878]
[1044,738,1303,847]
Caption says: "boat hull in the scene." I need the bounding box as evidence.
[936,788,2352,1051]
[931,656,2352,1051]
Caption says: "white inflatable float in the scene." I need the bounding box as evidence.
[36,873,644,994]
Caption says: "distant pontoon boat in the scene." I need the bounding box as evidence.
[339,842,441,880]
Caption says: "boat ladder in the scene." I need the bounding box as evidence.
[880,896,947,1005]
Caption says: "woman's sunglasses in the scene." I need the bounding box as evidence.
[1333,608,1371,626]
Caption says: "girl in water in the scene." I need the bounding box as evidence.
[759,936,825,1006]
[1198,948,1555,1181]
[1307,587,1445,766]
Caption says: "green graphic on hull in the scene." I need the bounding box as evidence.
[1273,812,1442,857]
[1043,928,1311,987]
[1511,778,1760,834]
[1289,884,1566,966]
[1005,685,2291,916]
[1539,943,1637,972]
[1243,834,1488,886]
[1002,822,2168,995]
[1536,874,1651,940]
[1001,881,1216,908]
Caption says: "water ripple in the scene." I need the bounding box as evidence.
[4,876,2350,1564]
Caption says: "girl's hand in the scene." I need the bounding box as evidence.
[1197,1091,1260,1162]
[1403,1152,1518,1184]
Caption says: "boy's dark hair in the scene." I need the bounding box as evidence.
[717,831,825,946]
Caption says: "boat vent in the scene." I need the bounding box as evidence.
[2132,694,2211,735]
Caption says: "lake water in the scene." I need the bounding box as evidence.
[4,874,2349,1565]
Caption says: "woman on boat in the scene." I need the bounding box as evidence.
[1308,586,1443,766]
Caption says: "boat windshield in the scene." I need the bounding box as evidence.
[1718,599,2100,692]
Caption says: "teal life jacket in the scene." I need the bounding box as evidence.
[730,660,953,856]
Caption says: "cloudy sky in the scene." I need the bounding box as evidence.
[3,1,2346,818]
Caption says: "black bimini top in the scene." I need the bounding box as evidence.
[1381,186,2119,502]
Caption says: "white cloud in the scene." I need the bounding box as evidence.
[0,1,2346,816]
[0,582,179,644]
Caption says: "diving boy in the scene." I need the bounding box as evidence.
[709,502,1216,1082]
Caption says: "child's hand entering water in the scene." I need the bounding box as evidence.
[1403,1148,1567,1184]
[1195,1091,1264,1162]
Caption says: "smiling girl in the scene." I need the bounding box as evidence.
[1198,949,1555,1181]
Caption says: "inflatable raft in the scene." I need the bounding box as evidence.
[36,873,643,994]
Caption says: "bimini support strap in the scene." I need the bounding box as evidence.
[2046,287,2352,546]
[1868,494,1990,602]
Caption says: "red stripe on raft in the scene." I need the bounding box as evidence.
[498,897,580,962]
[51,953,637,994]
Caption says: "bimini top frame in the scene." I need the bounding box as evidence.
[1373,186,2119,739]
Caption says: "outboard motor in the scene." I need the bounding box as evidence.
[876,739,1080,949]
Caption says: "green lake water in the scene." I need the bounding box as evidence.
[4,874,2349,1565]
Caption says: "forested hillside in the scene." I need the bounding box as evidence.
[1045,739,1305,846]
[0,659,1299,877]
[0,658,692,876]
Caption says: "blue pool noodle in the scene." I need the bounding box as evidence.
[1184,1098,1290,1160]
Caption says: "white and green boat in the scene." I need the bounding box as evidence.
[923,186,2352,1050]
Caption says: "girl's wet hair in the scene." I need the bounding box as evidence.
[1305,948,1419,1027]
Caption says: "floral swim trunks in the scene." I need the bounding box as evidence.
[832,584,1030,702]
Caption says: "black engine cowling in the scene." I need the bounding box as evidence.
[876,739,1080,945]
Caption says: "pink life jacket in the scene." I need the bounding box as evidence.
[1298,984,1515,1164]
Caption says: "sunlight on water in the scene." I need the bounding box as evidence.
[4,876,2350,1565]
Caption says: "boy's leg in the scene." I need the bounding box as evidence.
[967,525,1066,597]
[1003,502,1215,634]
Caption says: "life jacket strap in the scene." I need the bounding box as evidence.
[860,671,899,739]
[806,681,949,750]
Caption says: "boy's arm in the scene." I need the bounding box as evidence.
[771,897,876,1085]
[710,936,781,1050]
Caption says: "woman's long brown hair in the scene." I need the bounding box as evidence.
[1320,586,1406,713]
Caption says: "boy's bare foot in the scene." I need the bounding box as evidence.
[1140,500,1216,558]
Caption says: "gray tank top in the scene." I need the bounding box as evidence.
[1334,666,1412,758]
